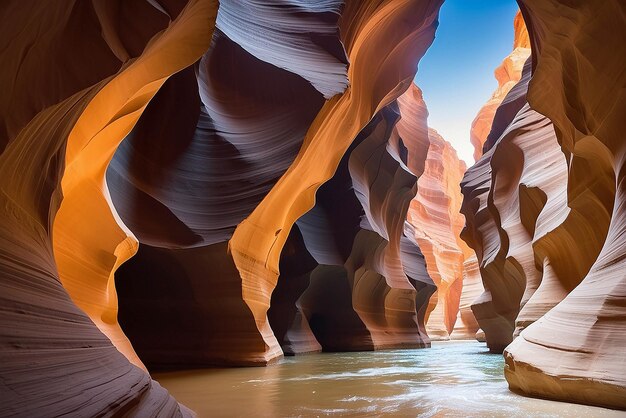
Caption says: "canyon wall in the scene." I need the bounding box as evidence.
[506,0,626,409]
[0,0,218,415]
[4,0,623,414]
[462,1,626,410]
[0,0,448,414]
[110,0,445,368]
[407,126,473,340]
[289,82,477,352]
[450,255,483,340]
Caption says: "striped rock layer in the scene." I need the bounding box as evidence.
[0,0,448,415]
[461,0,626,410]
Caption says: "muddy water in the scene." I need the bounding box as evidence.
[154,341,622,417]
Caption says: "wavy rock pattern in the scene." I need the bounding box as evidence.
[461,36,534,352]
[461,0,626,410]
[2,5,450,414]
[403,100,472,341]
[450,255,483,340]
[502,0,626,409]
[10,0,625,414]
[273,83,436,354]
[110,18,330,367]
[469,11,530,160]
[226,0,444,363]
[0,0,217,415]
[106,0,443,367]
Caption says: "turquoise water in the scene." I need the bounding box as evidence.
[155,341,622,417]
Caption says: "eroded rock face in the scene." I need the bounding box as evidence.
[450,255,483,340]
[461,0,626,410]
[0,0,217,415]
[2,2,450,413]
[107,0,444,367]
[406,121,472,341]
[273,84,436,354]
[503,0,626,409]
[226,0,445,364]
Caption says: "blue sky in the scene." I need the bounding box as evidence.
[414,0,520,164]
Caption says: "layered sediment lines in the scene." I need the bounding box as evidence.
[107,0,444,367]
[226,0,444,362]
[450,255,483,340]
[273,83,436,354]
[0,0,217,415]
[408,127,472,340]
[2,2,450,414]
[461,0,626,410]
[504,0,626,409]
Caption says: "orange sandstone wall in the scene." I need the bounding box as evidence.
[504,0,626,409]
[408,127,472,340]
[107,0,444,367]
[461,0,626,410]
[450,255,484,340]
[1,4,449,415]
[0,0,217,415]
[226,0,444,364]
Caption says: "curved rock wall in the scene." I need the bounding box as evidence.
[107,0,444,368]
[8,0,624,413]
[2,5,450,415]
[449,255,483,340]
[503,0,626,409]
[462,0,626,410]
[226,0,444,364]
[272,83,436,354]
[408,127,471,340]
[0,0,217,415]
[286,82,476,351]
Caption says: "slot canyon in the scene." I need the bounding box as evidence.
[0,0,624,416]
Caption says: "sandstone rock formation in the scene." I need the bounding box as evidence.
[461,0,626,410]
[226,0,444,364]
[504,0,626,409]
[469,11,530,160]
[407,127,472,340]
[4,0,624,414]
[0,0,217,415]
[0,0,447,414]
[108,0,444,368]
[450,255,483,340]
[271,83,437,354]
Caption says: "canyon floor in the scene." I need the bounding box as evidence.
[154,341,620,417]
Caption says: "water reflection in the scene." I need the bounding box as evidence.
[154,341,621,417]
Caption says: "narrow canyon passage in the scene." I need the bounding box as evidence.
[0,0,625,417]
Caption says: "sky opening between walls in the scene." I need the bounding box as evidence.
[415,0,519,165]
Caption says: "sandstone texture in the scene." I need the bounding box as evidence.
[461,1,626,410]
[0,0,449,414]
[406,125,473,340]
[450,255,483,340]
[0,0,217,415]
[504,0,626,409]
[3,0,624,414]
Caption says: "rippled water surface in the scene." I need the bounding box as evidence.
[154,341,622,417]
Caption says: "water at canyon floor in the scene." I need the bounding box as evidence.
[154,341,621,417]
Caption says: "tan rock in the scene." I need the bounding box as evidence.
[504,0,626,409]
[408,127,472,340]
[450,255,484,340]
